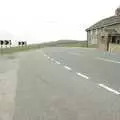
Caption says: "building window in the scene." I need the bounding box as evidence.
[111,36,120,44]
[111,36,116,44]
[101,36,104,44]
[96,29,98,34]
[117,40,120,44]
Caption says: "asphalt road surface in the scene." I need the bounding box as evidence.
[1,47,120,120]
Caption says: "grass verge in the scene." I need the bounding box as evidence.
[0,45,41,55]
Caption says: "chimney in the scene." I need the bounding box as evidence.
[115,6,120,16]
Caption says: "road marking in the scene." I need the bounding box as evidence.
[64,66,72,71]
[50,58,54,61]
[98,84,120,95]
[96,57,120,64]
[76,72,89,79]
[68,52,83,56]
[44,54,47,57]
[55,61,61,65]
[48,56,50,59]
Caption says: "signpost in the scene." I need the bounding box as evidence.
[18,41,27,47]
[0,40,27,55]
[0,40,4,55]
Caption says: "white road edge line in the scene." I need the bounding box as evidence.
[64,66,72,71]
[55,61,61,65]
[98,84,120,95]
[76,72,89,79]
[96,57,120,64]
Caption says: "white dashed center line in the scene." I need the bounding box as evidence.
[43,52,120,96]
[76,72,89,79]
[64,66,72,71]
[50,58,54,61]
[96,57,120,64]
[44,53,120,96]
[98,84,120,95]
[68,52,83,56]
[55,61,61,65]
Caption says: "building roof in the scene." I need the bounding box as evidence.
[86,15,120,31]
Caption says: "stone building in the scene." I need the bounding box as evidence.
[86,7,120,51]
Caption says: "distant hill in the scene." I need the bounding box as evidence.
[55,40,80,43]
[38,40,87,47]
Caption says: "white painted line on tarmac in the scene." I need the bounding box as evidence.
[44,54,47,57]
[98,84,120,95]
[64,66,72,71]
[50,58,54,61]
[55,61,61,65]
[48,56,50,59]
[76,72,89,79]
[96,57,120,64]
[68,52,83,56]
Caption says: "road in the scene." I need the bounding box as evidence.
[0,47,120,120]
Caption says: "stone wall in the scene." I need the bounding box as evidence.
[87,23,120,44]
[106,23,120,33]
[87,23,120,52]
[87,29,98,44]
[109,43,120,53]
[87,31,91,44]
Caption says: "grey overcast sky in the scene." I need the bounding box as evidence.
[0,0,120,44]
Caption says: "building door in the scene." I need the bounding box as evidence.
[111,36,116,44]
[117,40,120,44]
